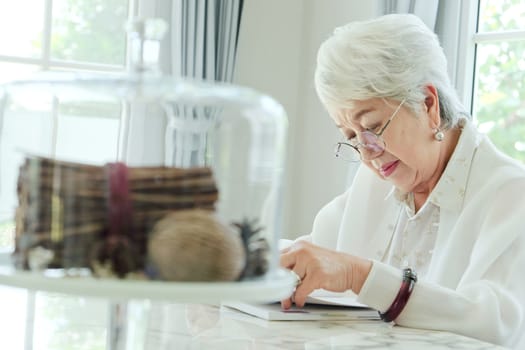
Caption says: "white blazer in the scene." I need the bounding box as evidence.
[301,121,525,347]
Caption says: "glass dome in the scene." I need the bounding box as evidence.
[0,71,288,286]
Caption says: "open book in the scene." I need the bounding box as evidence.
[222,290,380,321]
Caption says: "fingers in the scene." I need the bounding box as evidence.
[279,248,296,269]
[281,275,316,308]
[280,270,299,310]
[280,268,305,310]
[281,298,293,309]
[279,241,317,309]
[280,240,310,274]
[280,248,307,285]
[291,269,320,307]
[281,276,313,309]
[279,241,362,309]
[281,267,315,309]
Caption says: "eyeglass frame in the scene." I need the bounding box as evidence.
[334,97,407,162]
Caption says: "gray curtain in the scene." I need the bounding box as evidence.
[382,0,439,30]
[156,0,245,82]
[141,0,245,167]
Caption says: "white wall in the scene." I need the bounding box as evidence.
[234,0,378,238]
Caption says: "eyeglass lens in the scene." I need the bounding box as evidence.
[335,132,386,161]
[359,132,386,157]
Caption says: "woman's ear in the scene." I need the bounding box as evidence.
[424,84,441,128]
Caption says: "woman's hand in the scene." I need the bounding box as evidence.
[279,240,372,309]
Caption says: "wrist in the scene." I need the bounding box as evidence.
[379,268,418,322]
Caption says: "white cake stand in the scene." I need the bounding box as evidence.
[0,266,296,350]
[0,266,296,303]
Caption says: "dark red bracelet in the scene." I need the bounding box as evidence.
[379,268,418,322]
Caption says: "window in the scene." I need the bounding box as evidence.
[472,0,525,162]
[0,0,135,254]
[0,2,141,347]
[0,0,131,82]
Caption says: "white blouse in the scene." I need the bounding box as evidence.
[297,120,525,347]
[383,190,439,276]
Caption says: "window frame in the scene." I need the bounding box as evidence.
[460,0,525,118]
[0,0,143,259]
[453,0,480,115]
[0,0,139,73]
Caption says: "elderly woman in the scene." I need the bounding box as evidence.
[280,14,525,347]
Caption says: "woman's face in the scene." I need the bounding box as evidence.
[330,92,444,194]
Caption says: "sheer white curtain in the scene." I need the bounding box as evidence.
[434,0,478,110]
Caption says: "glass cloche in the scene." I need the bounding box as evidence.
[0,19,294,303]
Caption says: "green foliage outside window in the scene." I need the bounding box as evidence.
[475,0,525,163]
[51,0,129,66]
[0,222,14,250]
[36,294,107,350]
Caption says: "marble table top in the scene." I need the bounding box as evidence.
[146,303,505,350]
[1,284,507,350]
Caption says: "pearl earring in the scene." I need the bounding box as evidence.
[434,129,444,141]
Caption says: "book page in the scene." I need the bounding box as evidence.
[222,289,378,321]
[306,289,368,308]
[222,301,379,321]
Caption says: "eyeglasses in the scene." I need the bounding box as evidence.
[334,98,406,162]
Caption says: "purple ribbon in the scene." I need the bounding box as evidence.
[106,162,133,238]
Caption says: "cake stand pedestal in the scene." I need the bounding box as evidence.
[0,267,296,350]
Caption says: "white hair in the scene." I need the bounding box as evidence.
[314,14,469,129]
